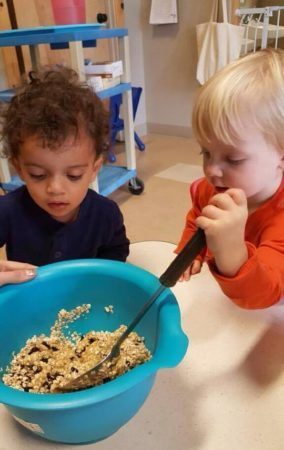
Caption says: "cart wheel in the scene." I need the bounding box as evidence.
[128,177,144,195]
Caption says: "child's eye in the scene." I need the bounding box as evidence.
[227,159,244,165]
[67,174,83,181]
[200,149,210,159]
[29,173,46,180]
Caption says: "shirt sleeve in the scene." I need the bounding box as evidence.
[208,237,284,309]
[97,205,130,262]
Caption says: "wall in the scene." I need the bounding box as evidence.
[125,0,214,138]
[124,0,284,137]
[239,0,257,7]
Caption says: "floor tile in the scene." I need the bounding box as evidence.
[155,163,203,184]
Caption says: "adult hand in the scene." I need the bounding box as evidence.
[195,189,248,277]
[0,260,37,286]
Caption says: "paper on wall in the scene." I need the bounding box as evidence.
[149,0,178,25]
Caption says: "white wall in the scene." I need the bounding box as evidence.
[125,0,213,137]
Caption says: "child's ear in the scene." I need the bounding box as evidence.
[91,156,103,181]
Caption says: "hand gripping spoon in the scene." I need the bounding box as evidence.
[57,228,206,392]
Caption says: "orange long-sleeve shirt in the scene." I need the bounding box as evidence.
[176,177,284,309]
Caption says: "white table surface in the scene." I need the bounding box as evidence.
[1,241,284,450]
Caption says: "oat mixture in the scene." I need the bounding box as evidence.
[2,304,151,393]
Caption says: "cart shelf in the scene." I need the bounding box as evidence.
[0,24,143,196]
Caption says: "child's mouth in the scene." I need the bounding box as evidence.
[47,202,68,210]
[214,186,228,193]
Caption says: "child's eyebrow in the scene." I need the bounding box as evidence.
[23,163,44,168]
[66,164,89,169]
[23,163,89,169]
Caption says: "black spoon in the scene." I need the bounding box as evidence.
[57,228,206,392]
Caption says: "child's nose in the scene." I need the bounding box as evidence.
[46,177,65,194]
[204,162,223,178]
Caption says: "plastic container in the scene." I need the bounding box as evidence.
[51,0,86,25]
[0,259,188,444]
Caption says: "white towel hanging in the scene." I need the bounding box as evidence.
[149,0,178,25]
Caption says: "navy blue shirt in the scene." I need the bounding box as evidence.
[0,186,129,265]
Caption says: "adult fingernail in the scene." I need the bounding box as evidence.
[25,269,36,277]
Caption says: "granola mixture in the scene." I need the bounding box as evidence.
[2,304,151,394]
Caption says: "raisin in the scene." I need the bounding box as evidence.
[47,373,56,381]
[102,377,111,384]
[42,342,51,349]
[28,347,40,354]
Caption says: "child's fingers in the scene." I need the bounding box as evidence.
[195,215,212,230]
[208,189,246,211]
[191,259,202,275]
[179,267,191,282]
[200,204,222,220]
[225,188,247,206]
[179,260,202,282]
[0,268,36,286]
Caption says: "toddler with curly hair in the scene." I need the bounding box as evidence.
[0,68,129,265]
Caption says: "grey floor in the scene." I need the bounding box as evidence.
[110,133,203,245]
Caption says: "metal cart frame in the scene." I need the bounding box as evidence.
[235,5,284,53]
[0,24,144,196]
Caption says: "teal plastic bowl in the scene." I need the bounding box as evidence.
[0,259,188,444]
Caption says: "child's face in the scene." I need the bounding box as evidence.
[201,127,284,209]
[13,132,102,223]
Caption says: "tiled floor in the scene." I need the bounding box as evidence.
[110,134,202,245]
[155,162,203,184]
[0,134,203,259]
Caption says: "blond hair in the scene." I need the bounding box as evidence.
[192,48,284,152]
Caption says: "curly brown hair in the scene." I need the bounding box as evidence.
[1,67,109,159]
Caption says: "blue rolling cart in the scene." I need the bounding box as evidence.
[0,24,144,196]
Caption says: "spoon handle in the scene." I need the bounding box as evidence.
[159,228,206,287]
[111,229,206,353]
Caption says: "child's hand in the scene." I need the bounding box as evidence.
[179,259,202,282]
[195,189,248,277]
